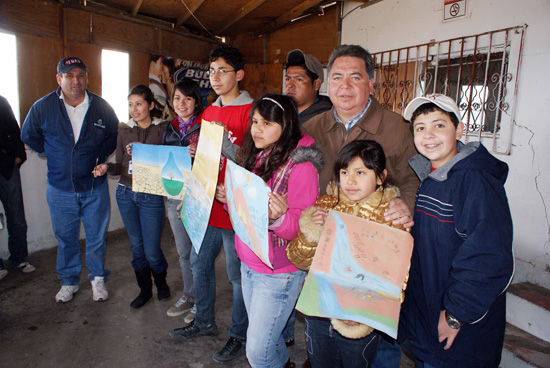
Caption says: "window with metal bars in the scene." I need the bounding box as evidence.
[371,25,526,155]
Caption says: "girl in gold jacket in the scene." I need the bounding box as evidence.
[286,140,409,368]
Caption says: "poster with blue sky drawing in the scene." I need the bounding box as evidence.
[181,121,224,253]
[225,160,272,268]
[131,144,192,199]
[296,211,413,339]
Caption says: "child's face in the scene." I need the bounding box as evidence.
[412,110,463,169]
[209,57,241,97]
[173,89,196,120]
[251,109,282,150]
[340,157,384,202]
[128,94,153,125]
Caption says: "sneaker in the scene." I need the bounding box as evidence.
[0,268,8,281]
[169,320,218,340]
[184,304,197,324]
[91,276,109,301]
[55,285,79,303]
[166,296,194,317]
[212,337,246,363]
[17,262,36,273]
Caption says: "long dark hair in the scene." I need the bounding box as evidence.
[172,78,204,115]
[128,84,161,118]
[239,94,301,182]
[333,140,388,189]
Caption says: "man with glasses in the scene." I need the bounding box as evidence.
[169,46,252,364]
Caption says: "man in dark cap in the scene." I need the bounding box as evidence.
[21,57,118,303]
[285,49,332,125]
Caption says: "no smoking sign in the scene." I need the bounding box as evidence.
[444,0,466,20]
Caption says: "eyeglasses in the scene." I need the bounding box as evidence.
[208,69,236,77]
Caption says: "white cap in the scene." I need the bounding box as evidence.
[403,93,461,122]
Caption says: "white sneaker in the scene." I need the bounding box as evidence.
[17,262,36,273]
[184,304,197,324]
[0,268,8,281]
[56,285,79,303]
[91,276,109,301]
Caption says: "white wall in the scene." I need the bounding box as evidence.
[0,150,124,260]
[341,0,550,287]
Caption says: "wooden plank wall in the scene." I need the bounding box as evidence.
[0,0,216,120]
[1,0,339,118]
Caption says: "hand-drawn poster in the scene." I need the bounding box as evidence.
[131,144,192,199]
[296,211,414,339]
[225,160,271,268]
[182,121,224,253]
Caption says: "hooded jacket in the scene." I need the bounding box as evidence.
[398,142,514,368]
[298,95,332,126]
[234,134,323,274]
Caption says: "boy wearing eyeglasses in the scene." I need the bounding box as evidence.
[169,45,252,364]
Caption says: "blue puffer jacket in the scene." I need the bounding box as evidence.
[398,142,514,368]
[21,88,118,192]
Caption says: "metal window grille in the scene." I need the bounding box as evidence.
[372,25,526,155]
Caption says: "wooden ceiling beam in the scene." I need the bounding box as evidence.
[131,0,144,17]
[214,0,267,35]
[175,0,206,28]
[257,0,325,36]
[59,1,219,44]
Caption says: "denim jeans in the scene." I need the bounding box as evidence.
[372,333,402,368]
[116,184,167,273]
[166,197,194,302]
[46,181,110,285]
[416,360,438,368]
[305,316,381,368]
[190,226,247,340]
[241,263,306,368]
[0,166,28,267]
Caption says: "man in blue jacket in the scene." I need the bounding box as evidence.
[21,57,118,303]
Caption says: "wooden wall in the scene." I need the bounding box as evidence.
[0,0,340,117]
[0,0,217,120]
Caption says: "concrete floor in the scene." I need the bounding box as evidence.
[0,223,414,368]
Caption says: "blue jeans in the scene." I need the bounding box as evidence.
[167,197,194,302]
[372,333,402,368]
[0,166,28,268]
[416,360,438,368]
[190,226,247,340]
[305,316,381,368]
[46,181,110,285]
[116,185,167,273]
[241,263,306,368]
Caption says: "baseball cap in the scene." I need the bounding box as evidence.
[286,49,324,83]
[403,93,461,123]
[57,57,87,74]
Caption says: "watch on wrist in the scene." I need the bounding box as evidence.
[445,311,464,330]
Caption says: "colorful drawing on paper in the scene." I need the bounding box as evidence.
[225,160,271,268]
[131,144,192,199]
[296,211,414,339]
[182,121,224,253]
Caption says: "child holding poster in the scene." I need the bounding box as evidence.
[216,94,323,368]
[94,85,170,309]
[286,140,408,368]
